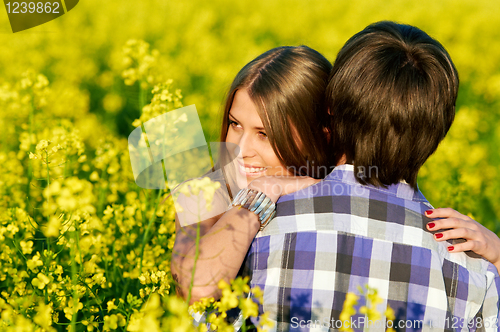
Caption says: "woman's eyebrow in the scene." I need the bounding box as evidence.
[228,112,238,121]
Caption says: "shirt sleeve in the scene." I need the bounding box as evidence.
[481,263,500,332]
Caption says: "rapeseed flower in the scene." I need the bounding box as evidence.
[339,292,358,332]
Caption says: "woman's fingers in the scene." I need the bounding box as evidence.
[426,208,500,273]
[434,228,487,257]
[425,207,471,220]
[447,240,482,253]
[433,227,475,242]
[426,216,477,232]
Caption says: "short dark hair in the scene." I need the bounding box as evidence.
[221,46,334,179]
[326,21,459,188]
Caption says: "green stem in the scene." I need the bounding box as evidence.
[45,150,51,253]
[63,150,69,178]
[75,221,83,275]
[79,277,104,313]
[70,220,79,332]
[138,189,163,275]
[186,221,200,305]
[120,279,130,300]
[97,166,109,216]
[112,242,117,283]
[139,81,146,112]
[186,195,203,305]
[26,98,35,202]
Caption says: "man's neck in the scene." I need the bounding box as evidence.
[336,154,347,166]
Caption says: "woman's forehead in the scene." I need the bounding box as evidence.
[229,89,265,130]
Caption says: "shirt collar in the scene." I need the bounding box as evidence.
[325,164,426,201]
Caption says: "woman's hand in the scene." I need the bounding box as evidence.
[425,208,500,274]
[247,175,321,203]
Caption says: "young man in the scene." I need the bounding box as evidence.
[240,21,499,331]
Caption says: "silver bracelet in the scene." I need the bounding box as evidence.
[229,188,276,231]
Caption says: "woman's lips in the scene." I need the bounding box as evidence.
[237,162,268,176]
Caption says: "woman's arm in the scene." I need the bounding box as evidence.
[172,206,262,303]
[171,176,320,304]
[425,208,500,274]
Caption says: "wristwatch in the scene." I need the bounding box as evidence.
[229,188,276,231]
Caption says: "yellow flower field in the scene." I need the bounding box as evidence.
[0,0,499,330]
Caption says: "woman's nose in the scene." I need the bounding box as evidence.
[237,133,255,158]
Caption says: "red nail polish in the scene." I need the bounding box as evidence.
[428,222,435,229]
[435,233,443,239]
[425,210,433,215]
[448,246,454,252]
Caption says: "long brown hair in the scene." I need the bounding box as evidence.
[219,46,333,181]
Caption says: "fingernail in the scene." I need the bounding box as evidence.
[425,210,433,215]
[435,233,443,239]
[428,222,435,229]
[448,246,454,252]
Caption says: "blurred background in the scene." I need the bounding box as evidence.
[1,0,499,231]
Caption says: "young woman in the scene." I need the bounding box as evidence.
[171,45,333,303]
[171,45,500,306]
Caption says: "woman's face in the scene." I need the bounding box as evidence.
[225,89,293,184]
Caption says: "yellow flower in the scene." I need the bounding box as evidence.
[256,312,275,332]
[177,176,208,208]
[366,287,383,307]
[35,139,51,152]
[20,240,33,255]
[27,252,44,272]
[252,286,264,304]
[359,305,381,322]
[385,305,396,332]
[217,279,230,291]
[103,313,127,331]
[121,39,161,88]
[107,299,118,312]
[231,276,250,295]
[339,292,358,332]
[82,315,100,331]
[31,272,51,289]
[44,215,62,238]
[190,297,215,314]
[359,285,383,323]
[239,298,259,318]
[34,302,53,330]
[64,301,83,321]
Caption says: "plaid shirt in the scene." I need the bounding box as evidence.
[241,164,500,332]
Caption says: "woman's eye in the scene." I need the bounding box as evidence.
[229,120,241,129]
[258,131,268,140]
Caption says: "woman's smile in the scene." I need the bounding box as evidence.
[238,162,269,177]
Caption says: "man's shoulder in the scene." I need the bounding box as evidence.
[282,164,429,201]
[276,165,432,220]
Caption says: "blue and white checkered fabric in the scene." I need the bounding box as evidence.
[240,164,500,332]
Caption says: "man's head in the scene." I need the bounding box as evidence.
[326,21,459,188]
